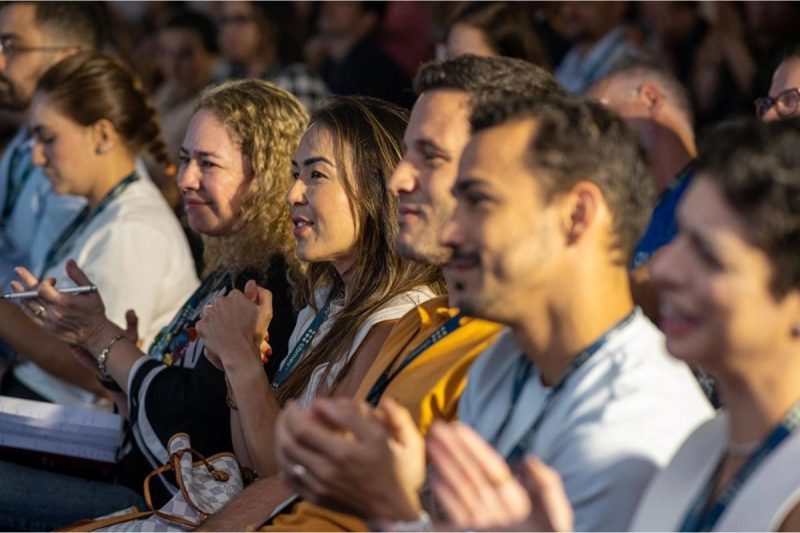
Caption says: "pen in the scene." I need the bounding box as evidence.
[2,285,98,300]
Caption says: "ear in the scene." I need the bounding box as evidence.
[560,181,602,247]
[638,82,663,115]
[90,118,119,155]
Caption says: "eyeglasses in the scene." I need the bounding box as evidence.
[754,88,800,119]
[0,36,72,57]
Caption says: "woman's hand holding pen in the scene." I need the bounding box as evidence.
[11,259,113,348]
[196,280,274,372]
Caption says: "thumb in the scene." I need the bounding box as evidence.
[244,279,259,303]
[125,309,139,340]
[378,397,418,445]
[66,259,93,287]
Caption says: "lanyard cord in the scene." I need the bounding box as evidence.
[678,402,800,532]
[271,297,334,390]
[365,312,464,407]
[39,172,139,278]
[489,311,637,463]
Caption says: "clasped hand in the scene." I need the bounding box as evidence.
[195,279,273,370]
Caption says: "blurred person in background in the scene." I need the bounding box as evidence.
[443,2,550,70]
[310,1,414,108]
[690,1,800,127]
[756,45,800,123]
[552,1,640,94]
[153,8,219,177]
[217,0,329,111]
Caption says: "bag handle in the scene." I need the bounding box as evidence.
[142,446,233,528]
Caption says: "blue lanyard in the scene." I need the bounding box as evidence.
[678,402,800,532]
[147,270,230,362]
[491,311,637,463]
[365,312,464,407]
[271,297,333,389]
[39,172,138,277]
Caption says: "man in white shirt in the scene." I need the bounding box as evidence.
[271,94,713,532]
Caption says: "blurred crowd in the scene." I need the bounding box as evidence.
[4,1,800,532]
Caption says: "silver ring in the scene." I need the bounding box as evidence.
[291,463,308,480]
[34,305,45,317]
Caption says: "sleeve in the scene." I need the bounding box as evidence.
[127,352,232,465]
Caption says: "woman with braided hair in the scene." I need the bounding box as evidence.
[0,51,198,407]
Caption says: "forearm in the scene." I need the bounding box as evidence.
[0,302,107,397]
[199,473,293,531]
[230,407,255,470]
[224,350,282,477]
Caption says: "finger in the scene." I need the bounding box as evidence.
[520,456,573,532]
[450,421,515,486]
[285,402,347,455]
[9,280,25,293]
[244,279,259,303]
[14,266,40,289]
[426,424,484,516]
[430,473,474,528]
[65,259,93,286]
[378,397,421,446]
[125,308,138,334]
[312,398,380,439]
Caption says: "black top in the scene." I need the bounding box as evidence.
[116,255,296,505]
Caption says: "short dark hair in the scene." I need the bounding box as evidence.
[603,54,694,125]
[159,9,219,54]
[447,2,550,68]
[413,54,563,104]
[697,118,800,297]
[471,94,654,265]
[32,2,102,50]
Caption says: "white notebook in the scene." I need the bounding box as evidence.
[0,395,123,463]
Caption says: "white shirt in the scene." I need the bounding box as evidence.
[14,177,198,406]
[631,413,800,531]
[458,310,714,531]
[286,286,437,407]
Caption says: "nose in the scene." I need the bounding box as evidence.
[649,239,685,292]
[286,177,307,207]
[176,160,200,192]
[30,139,45,166]
[388,158,418,198]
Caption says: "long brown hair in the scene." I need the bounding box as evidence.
[194,79,308,298]
[275,96,446,404]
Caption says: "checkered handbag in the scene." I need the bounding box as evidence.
[60,433,244,532]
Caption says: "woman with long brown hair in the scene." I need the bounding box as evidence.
[197,95,446,477]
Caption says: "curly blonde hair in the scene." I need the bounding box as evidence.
[195,80,309,298]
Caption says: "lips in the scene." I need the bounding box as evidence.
[659,300,700,338]
[291,214,314,237]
